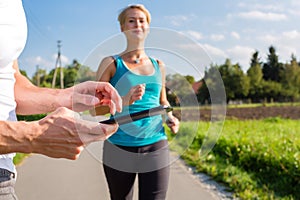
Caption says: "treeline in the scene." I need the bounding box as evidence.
[23,45,300,106]
[166,46,300,106]
[22,60,96,88]
[198,45,300,105]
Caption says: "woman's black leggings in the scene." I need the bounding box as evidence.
[102,140,170,200]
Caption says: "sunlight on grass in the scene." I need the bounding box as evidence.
[169,118,300,199]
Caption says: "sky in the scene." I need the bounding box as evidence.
[19,0,300,81]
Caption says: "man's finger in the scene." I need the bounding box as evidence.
[74,93,100,106]
[97,83,122,112]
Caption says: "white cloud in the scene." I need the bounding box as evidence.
[184,30,203,40]
[202,44,228,63]
[290,0,300,7]
[20,54,70,78]
[278,46,297,62]
[167,15,187,26]
[231,31,240,40]
[210,34,225,42]
[226,45,255,71]
[173,42,214,65]
[227,45,254,59]
[277,31,300,61]
[282,30,300,40]
[164,14,196,27]
[235,11,287,21]
[237,2,299,21]
[259,30,300,48]
[288,9,300,17]
[258,34,278,44]
[51,54,69,67]
[25,56,53,70]
[19,56,52,78]
[237,2,284,12]
[254,30,300,63]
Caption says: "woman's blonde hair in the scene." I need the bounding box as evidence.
[118,4,151,26]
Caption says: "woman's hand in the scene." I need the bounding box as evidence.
[123,84,145,105]
[166,115,180,134]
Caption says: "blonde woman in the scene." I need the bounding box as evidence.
[96,4,180,200]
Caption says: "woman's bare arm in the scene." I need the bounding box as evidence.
[157,60,180,133]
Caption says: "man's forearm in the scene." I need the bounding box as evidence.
[0,120,35,154]
[13,60,72,115]
[15,84,70,115]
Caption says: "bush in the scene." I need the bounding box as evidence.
[17,114,46,121]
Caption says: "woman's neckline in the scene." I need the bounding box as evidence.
[119,55,155,76]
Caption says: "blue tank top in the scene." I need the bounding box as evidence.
[108,55,167,146]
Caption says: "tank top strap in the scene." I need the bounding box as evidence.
[149,57,162,77]
[111,55,124,71]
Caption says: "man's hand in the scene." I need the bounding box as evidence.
[67,81,122,114]
[30,107,118,160]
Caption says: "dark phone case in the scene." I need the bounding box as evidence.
[99,105,173,125]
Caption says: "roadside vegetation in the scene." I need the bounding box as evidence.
[167,118,300,199]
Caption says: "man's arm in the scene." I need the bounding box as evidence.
[0,60,122,158]
[0,107,118,159]
[0,119,43,155]
[14,60,65,114]
[13,60,122,115]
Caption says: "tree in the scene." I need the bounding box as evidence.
[262,46,283,82]
[63,66,79,88]
[43,60,96,88]
[20,70,29,79]
[197,64,226,104]
[166,73,198,106]
[280,55,300,101]
[247,51,264,102]
[76,67,96,83]
[185,75,195,85]
[218,59,249,102]
[32,68,51,87]
[261,80,282,102]
[46,68,62,88]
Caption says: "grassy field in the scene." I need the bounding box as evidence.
[167,118,300,200]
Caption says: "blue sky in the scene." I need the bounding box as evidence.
[19,0,300,80]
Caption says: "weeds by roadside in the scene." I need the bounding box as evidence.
[167,118,300,200]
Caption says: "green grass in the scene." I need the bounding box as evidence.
[13,153,29,166]
[167,118,300,200]
[227,102,300,108]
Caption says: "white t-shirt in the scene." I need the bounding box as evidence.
[0,0,27,173]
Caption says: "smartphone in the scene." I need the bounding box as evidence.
[99,105,173,125]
